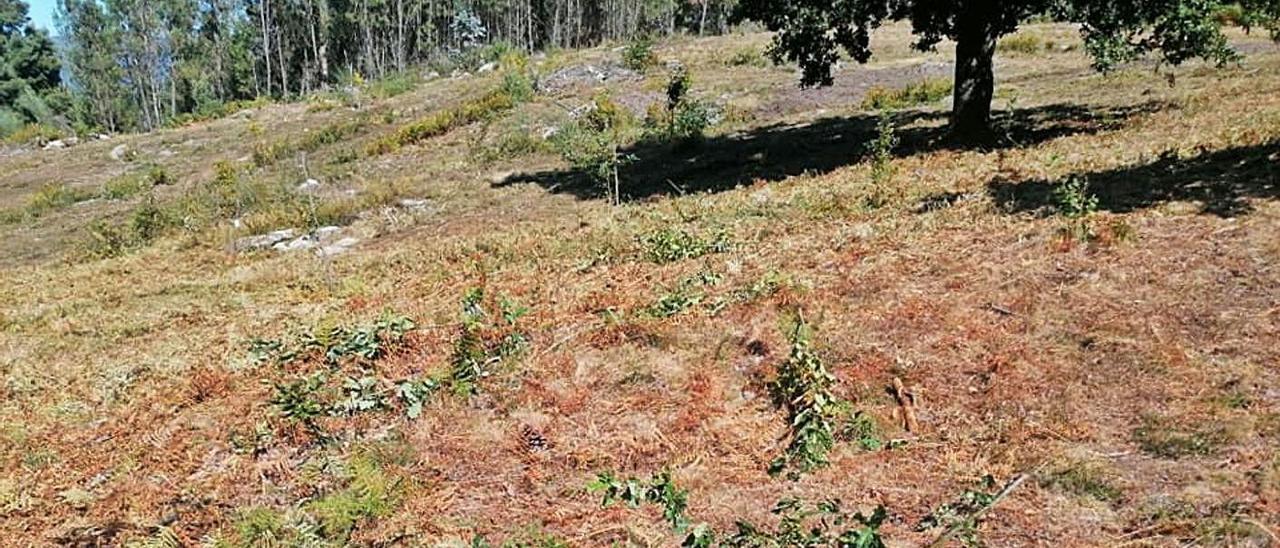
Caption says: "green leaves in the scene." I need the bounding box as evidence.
[588,469,692,531]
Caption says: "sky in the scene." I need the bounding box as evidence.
[25,0,58,34]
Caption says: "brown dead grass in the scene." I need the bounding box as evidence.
[1,23,1279,547]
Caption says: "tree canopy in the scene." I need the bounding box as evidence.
[0,0,62,133]
[737,0,1280,138]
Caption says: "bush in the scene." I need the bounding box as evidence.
[644,66,717,145]
[551,93,633,204]
[622,36,659,71]
[3,122,63,145]
[861,79,953,110]
[368,73,417,99]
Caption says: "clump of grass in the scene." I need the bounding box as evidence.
[368,72,418,99]
[83,199,179,258]
[638,227,731,264]
[1040,460,1123,503]
[100,165,171,200]
[3,123,63,145]
[25,183,93,218]
[621,35,659,72]
[725,47,767,67]
[861,79,953,111]
[1132,415,1226,458]
[998,33,1045,54]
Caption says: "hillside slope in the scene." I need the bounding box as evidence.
[1,24,1279,546]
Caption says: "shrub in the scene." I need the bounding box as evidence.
[866,111,899,206]
[368,73,417,99]
[3,122,63,145]
[1053,176,1099,242]
[861,79,953,110]
[645,65,718,145]
[621,35,659,71]
[550,93,633,204]
[588,470,691,531]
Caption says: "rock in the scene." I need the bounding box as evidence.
[398,198,433,212]
[273,235,317,252]
[110,144,129,161]
[64,137,80,146]
[318,237,359,257]
[850,222,875,240]
[94,133,112,141]
[477,62,498,73]
[488,170,517,185]
[233,228,297,252]
[158,148,175,157]
[296,178,321,192]
[314,226,342,240]
[539,126,559,139]
[423,71,441,80]
[43,139,66,150]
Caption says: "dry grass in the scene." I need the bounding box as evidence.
[1,23,1279,546]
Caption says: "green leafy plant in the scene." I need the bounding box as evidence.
[639,227,731,264]
[644,65,718,145]
[396,377,438,419]
[866,111,899,207]
[723,497,888,548]
[768,321,841,478]
[588,469,691,531]
[335,376,387,415]
[917,476,999,548]
[1053,176,1099,241]
[270,373,330,433]
[449,288,530,395]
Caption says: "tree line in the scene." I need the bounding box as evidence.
[4,0,738,135]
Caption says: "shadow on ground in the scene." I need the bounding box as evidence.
[496,102,1164,201]
[988,140,1280,217]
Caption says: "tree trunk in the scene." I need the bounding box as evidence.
[951,12,997,140]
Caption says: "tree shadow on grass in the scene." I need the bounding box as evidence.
[988,140,1280,218]
[495,102,1165,201]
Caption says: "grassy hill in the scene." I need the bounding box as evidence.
[1,24,1278,546]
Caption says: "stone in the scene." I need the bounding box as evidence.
[477,62,498,73]
[296,178,321,192]
[233,228,296,252]
[43,140,66,150]
[110,144,129,161]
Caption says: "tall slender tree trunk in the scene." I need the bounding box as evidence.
[951,8,997,140]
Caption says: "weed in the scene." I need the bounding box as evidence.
[1053,176,1099,241]
[917,476,999,548]
[724,498,888,548]
[861,79,953,111]
[639,227,731,264]
[304,456,400,541]
[449,288,529,395]
[270,373,330,432]
[867,111,899,206]
[368,73,417,99]
[335,376,387,415]
[588,469,690,531]
[622,35,659,71]
[768,321,840,478]
[396,377,439,419]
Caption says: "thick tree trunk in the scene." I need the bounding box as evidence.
[951,14,997,141]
